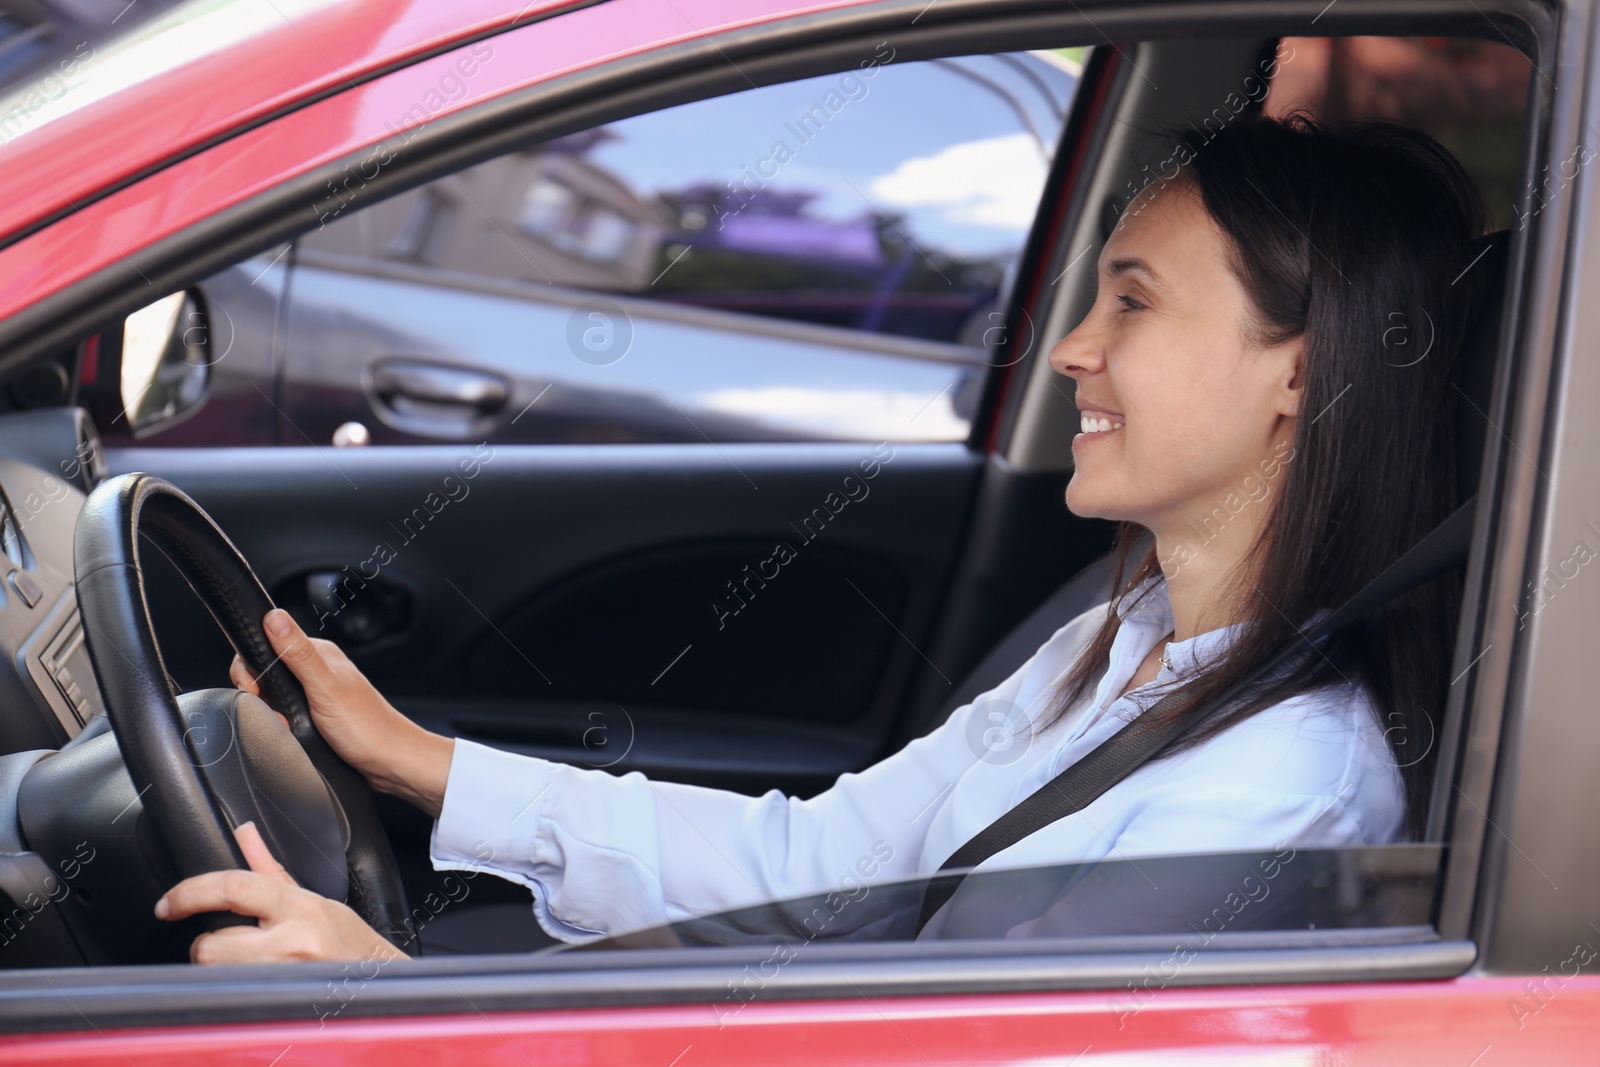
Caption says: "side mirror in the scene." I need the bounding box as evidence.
[119,290,211,435]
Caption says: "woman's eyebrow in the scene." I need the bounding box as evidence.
[1102,256,1169,290]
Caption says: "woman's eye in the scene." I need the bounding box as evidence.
[1116,294,1145,312]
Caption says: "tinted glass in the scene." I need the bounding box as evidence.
[265,52,1079,448]
[303,50,1078,348]
[555,846,1441,950]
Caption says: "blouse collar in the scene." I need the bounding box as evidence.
[1094,575,1254,710]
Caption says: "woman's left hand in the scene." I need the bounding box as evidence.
[155,821,410,965]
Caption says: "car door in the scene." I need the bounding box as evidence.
[0,0,1584,1061]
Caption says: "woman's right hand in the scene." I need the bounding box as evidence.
[229,608,454,819]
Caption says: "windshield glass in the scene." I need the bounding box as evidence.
[0,0,342,145]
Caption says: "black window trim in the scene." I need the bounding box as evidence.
[0,931,1472,1034]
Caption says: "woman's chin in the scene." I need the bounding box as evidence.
[1064,485,1118,522]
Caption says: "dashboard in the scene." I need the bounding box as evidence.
[0,407,110,755]
[0,404,309,970]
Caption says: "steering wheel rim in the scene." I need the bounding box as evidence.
[73,471,410,946]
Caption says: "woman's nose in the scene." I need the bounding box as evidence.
[1047,317,1105,381]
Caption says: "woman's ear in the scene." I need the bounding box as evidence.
[1271,336,1306,418]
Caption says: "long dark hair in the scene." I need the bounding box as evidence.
[1041,112,1490,838]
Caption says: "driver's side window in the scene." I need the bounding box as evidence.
[134,48,1084,450]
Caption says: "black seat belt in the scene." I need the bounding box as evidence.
[913,493,1479,935]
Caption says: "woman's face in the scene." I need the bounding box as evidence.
[1048,180,1302,541]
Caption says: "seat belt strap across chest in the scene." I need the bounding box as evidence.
[913,494,1479,935]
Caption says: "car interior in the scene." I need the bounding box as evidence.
[0,14,1535,971]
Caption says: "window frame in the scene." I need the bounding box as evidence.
[0,0,1570,1033]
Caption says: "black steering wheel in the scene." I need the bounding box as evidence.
[72,472,410,946]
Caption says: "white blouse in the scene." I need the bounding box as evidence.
[429,573,1406,943]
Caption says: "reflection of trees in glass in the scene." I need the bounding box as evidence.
[648,182,1011,344]
[1268,37,1533,230]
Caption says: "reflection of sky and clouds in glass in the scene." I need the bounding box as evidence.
[589,53,1078,260]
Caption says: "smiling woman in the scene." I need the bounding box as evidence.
[141,109,1495,963]
[1044,112,1489,837]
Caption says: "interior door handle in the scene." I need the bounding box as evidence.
[303,570,412,647]
[370,359,510,414]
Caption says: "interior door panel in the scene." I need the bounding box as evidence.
[110,442,983,799]
[461,538,908,722]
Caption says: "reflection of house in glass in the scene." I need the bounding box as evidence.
[343,129,669,292]
[504,130,668,287]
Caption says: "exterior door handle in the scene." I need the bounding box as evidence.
[370,359,510,414]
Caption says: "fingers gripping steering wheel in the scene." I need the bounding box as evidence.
[73,473,410,946]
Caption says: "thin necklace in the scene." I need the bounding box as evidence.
[1158,629,1176,672]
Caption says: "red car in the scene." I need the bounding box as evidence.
[0,0,1592,1062]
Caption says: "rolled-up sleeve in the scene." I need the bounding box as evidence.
[430,724,975,942]
[427,615,1084,943]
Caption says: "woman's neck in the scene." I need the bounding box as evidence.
[1158,550,1252,644]
[1151,502,1269,644]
